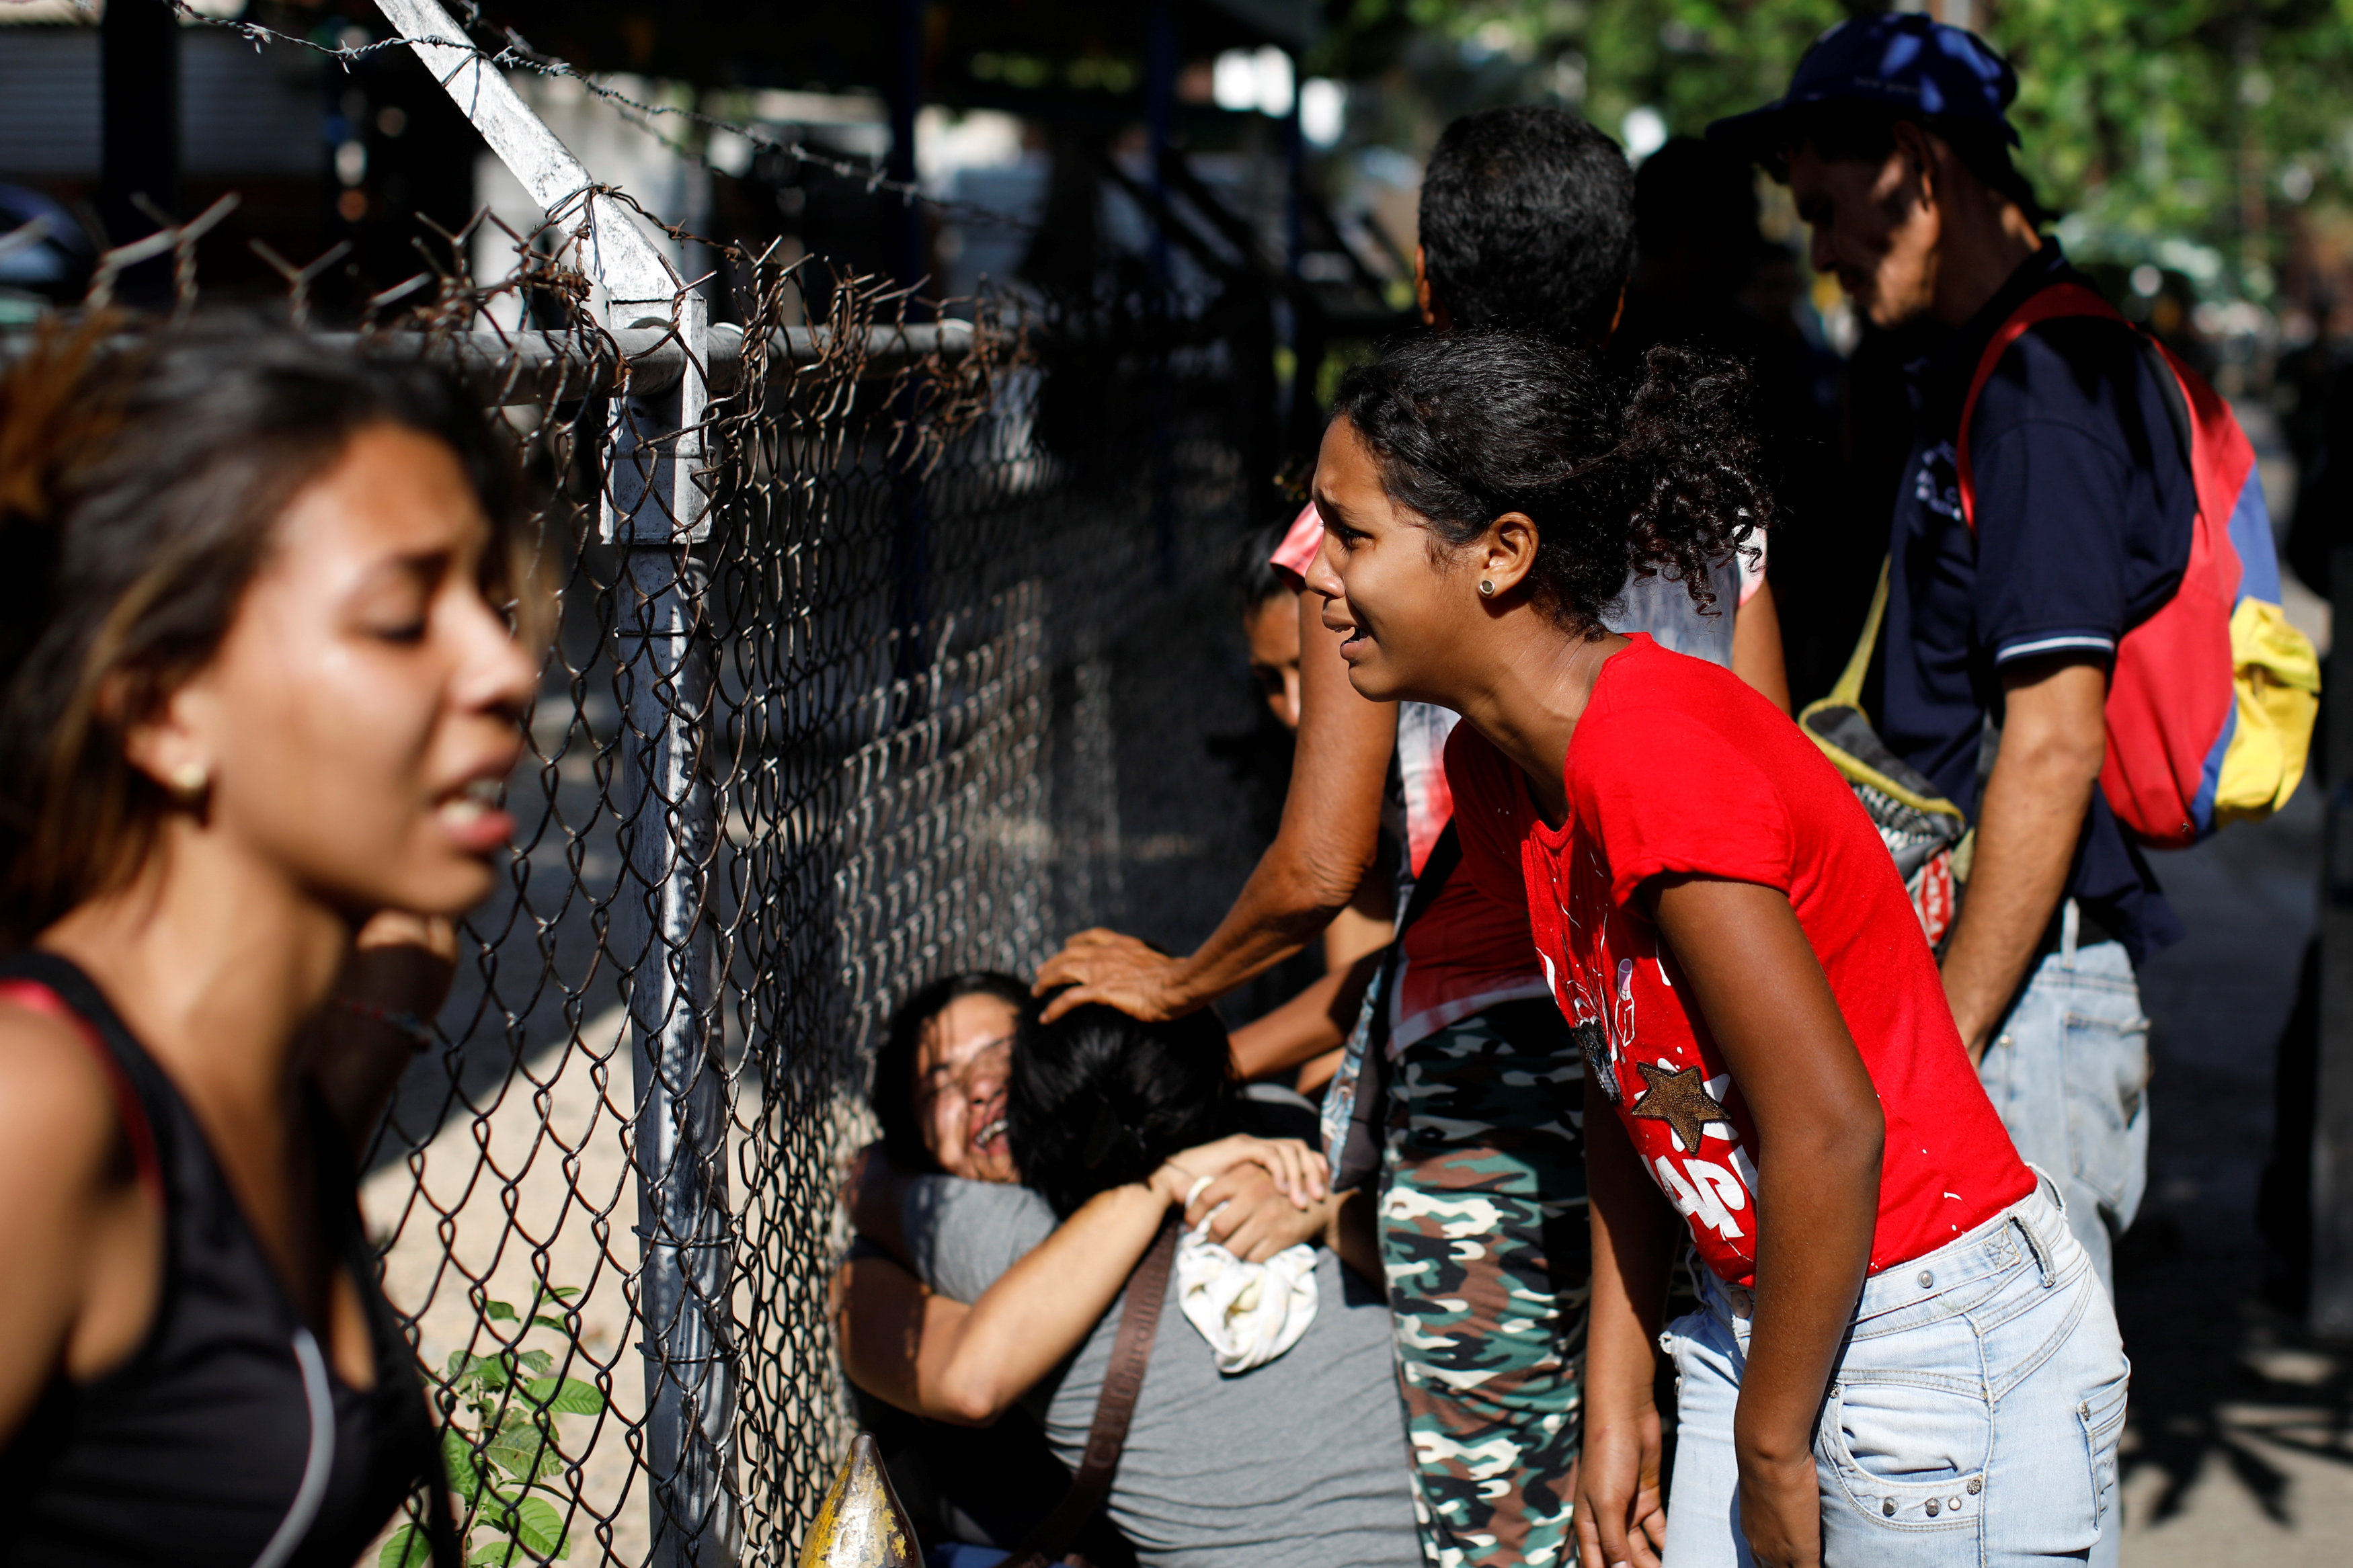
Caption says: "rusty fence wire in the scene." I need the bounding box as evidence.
[278,202,1264,1568]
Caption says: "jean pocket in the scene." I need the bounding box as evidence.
[2061,1009,2151,1212]
[2079,1368,2130,1530]
[1815,1377,1991,1536]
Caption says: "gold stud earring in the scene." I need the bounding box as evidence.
[1478,579,1496,597]
[169,761,208,798]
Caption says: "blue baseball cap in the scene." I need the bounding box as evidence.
[1706,12,2020,155]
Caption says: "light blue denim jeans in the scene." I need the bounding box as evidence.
[1976,904,2151,1299]
[1658,1175,2129,1568]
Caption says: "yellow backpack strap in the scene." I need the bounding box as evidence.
[1826,557,1890,711]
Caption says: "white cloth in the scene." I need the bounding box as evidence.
[1172,1179,1320,1374]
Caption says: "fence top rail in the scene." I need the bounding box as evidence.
[335,319,986,405]
[0,319,985,407]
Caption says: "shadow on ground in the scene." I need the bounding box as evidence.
[2118,783,2353,1559]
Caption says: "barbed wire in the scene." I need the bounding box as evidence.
[160,0,1049,235]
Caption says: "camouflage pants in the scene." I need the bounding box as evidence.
[1380,1001,1589,1568]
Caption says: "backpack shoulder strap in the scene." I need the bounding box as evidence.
[1006,1219,1179,1568]
[1954,281,2126,529]
[1820,557,1890,712]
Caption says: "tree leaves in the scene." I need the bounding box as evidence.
[1333,0,2353,291]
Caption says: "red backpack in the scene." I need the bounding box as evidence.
[1956,282,2319,847]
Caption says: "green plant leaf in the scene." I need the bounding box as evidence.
[547,1285,583,1300]
[485,1425,563,1483]
[444,1430,493,1507]
[517,1348,555,1373]
[509,1495,569,1558]
[377,1524,432,1568]
[529,1315,573,1336]
[467,1541,522,1567]
[524,1376,604,1416]
[483,1300,519,1323]
[461,1354,513,1390]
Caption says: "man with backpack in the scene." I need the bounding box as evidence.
[1714,13,2315,1297]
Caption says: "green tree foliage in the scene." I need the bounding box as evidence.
[1335,0,2353,292]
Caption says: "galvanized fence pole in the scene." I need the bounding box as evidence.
[380,3,742,1558]
[606,291,740,1565]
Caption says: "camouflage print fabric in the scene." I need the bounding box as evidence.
[1380,1000,1590,1568]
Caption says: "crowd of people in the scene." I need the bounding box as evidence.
[0,11,2315,1568]
[841,14,2315,1568]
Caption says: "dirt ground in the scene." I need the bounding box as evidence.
[361,1005,653,1567]
[2117,784,2353,1563]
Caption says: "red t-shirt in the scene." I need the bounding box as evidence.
[1270,504,1550,1047]
[1446,635,2034,1286]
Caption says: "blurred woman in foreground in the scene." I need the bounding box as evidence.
[0,321,540,1565]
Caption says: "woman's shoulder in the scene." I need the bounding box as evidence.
[901,1175,1058,1301]
[0,995,130,1196]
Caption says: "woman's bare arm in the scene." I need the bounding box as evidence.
[1731,579,1792,714]
[838,1138,1335,1422]
[1226,945,1384,1081]
[1646,874,1882,1568]
[1322,873,1395,970]
[0,1006,161,1443]
[1574,1092,1677,1568]
[834,1253,972,1419]
[1035,597,1395,1022]
[843,1175,1176,1424]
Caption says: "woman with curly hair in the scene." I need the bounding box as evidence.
[1302,330,2126,1568]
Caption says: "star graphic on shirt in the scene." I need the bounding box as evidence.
[1629,1061,1732,1153]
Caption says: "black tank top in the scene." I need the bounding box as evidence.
[0,951,446,1568]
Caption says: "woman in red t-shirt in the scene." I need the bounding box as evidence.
[1300,330,2127,1568]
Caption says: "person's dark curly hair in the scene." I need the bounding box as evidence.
[870,970,1032,1171]
[1004,998,1236,1219]
[1329,329,1772,632]
[1418,105,1635,349]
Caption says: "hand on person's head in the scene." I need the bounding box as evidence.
[1183,1162,1330,1262]
[1033,931,1186,1024]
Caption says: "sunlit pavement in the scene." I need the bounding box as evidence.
[2119,781,2353,1562]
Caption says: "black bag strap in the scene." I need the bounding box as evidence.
[1373,824,1463,1052]
[1004,1219,1179,1568]
[1398,823,1464,938]
[1328,821,1465,1192]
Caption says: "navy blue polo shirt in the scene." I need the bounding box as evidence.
[1872,242,2192,964]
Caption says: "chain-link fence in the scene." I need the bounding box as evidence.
[296,189,1272,1568]
[3,3,1323,1555]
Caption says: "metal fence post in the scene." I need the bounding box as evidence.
[379,4,740,1557]
[608,294,740,1563]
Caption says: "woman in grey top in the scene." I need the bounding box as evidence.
[838,983,1420,1568]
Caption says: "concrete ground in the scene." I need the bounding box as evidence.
[2118,782,2353,1563]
